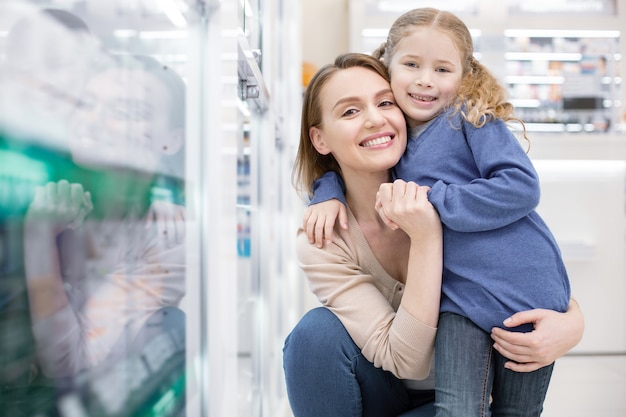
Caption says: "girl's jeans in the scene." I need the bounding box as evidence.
[434,312,554,417]
[283,307,435,417]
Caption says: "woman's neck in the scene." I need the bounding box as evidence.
[343,170,390,223]
[343,168,410,283]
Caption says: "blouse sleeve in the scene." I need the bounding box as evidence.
[295,228,436,380]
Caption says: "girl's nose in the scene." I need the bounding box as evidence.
[416,74,433,87]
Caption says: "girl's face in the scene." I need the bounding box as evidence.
[388,27,464,128]
[310,67,407,179]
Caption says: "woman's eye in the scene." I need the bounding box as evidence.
[380,100,395,107]
[341,108,358,117]
[405,62,418,68]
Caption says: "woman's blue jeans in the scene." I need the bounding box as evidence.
[283,307,435,417]
[434,312,554,417]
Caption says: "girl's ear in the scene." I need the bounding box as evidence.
[309,126,331,155]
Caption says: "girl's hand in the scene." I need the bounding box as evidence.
[491,298,584,372]
[375,179,439,238]
[303,199,347,248]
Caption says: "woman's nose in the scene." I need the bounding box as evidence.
[364,108,386,128]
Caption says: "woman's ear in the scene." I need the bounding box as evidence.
[309,126,331,155]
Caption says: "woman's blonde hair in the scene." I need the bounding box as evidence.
[373,7,527,141]
[292,53,391,198]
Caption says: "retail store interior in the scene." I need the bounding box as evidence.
[0,0,624,416]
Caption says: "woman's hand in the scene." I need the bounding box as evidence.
[491,298,584,372]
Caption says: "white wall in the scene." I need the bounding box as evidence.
[300,0,349,72]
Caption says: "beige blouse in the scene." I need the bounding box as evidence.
[296,207,437,381]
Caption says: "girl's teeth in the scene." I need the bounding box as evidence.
[411,94,435,102]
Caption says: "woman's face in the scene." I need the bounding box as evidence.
[388,27,464,128]
[310,67,407,178]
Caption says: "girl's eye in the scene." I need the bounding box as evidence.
[379,100,395,107]
[436,67,451,73]
[405,62,418,68]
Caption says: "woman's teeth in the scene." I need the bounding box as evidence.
[361,136,391,147]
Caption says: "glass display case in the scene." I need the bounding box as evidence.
[0,2,196,416]
[0,0,301,416]
[235,0,304,413]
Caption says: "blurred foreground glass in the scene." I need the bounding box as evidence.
[0,4,187,416]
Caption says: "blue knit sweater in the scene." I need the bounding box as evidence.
[311,107,571,332]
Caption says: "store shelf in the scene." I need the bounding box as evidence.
[504,29,621,132]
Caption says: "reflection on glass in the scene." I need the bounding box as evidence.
[0,7,187,416]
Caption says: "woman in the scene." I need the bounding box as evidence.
[283,53,583,417]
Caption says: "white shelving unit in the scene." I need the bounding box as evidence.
[504,29,621,133]
[348,0,626,135]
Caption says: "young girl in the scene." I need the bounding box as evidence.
[306,8,572,417]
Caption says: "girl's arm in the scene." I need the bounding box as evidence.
[427,118,541,232]
[490,298,584,372]
[303,199,347,248]
[304,171,348,247]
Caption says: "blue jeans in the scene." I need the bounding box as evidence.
[434,312,554,417]
[283,307,435,417]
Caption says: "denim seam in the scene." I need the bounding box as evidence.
[480,344,493,417]
[350,353,363,417]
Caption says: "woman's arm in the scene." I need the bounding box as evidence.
[296,181,442,380]
[377,180,443,328]
[490,298,584,372]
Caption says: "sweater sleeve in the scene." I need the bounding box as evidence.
[309,171,347,206]
[295,228,436,380]
[427,118,541,232]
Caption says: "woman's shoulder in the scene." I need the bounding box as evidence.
[294,210,378,271]
[294,222,358,264]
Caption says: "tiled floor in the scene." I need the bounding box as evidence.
[542,354,626,417]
